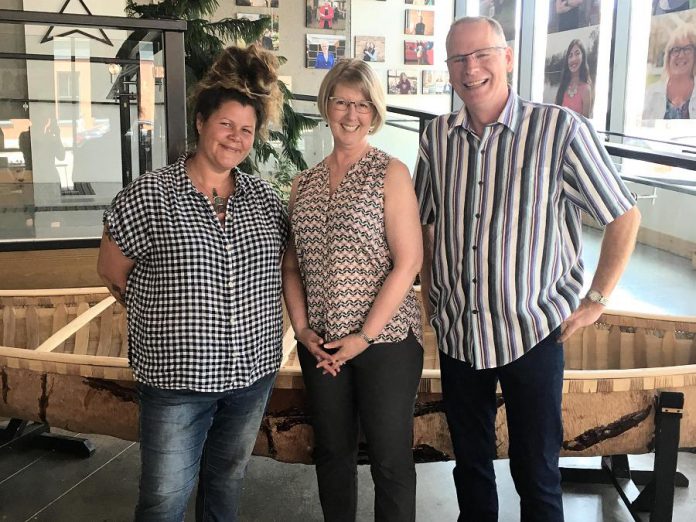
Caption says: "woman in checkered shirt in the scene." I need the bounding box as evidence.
[98,45,287,522]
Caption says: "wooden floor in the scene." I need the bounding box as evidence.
[1,420,695,521]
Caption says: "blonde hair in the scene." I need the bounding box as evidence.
[664,25,696,78]
[190,44,284,141]
[317,59,387,133]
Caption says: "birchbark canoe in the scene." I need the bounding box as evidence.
[1,288,695,463]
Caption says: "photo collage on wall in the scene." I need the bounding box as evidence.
[235,1,280,51]
[643,1,696,120]
[543,0,602,118]
[398,2,444,95]
[305,1,347,70]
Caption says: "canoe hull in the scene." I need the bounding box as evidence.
[3,365,694,463]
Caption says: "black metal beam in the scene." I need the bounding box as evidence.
[0,9,186,31]
[164,30,187,163]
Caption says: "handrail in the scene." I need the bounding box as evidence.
[293,93,696,178]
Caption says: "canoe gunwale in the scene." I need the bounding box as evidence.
[1,289,696,391]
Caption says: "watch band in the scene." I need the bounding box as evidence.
[358,330,375,345]
[586,289,609,306]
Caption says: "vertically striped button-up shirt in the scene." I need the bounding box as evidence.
[414,91,635,369]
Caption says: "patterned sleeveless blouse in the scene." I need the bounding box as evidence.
[291,147,422,344]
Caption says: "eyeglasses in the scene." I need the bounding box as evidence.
[445,46,506,65]
[328,97,375,114]
[669,45,695,57]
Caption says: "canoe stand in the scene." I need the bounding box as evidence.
[0,418,95,458]
[560,391,688,521]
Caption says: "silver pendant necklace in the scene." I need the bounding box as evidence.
[211,188,227,214]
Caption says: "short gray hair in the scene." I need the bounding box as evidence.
[446,16,507,51]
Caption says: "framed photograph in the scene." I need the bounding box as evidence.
[388,70,418,95]
[404,9,434,36]
[355,36,385,62]
[237,13,279,51]
[236,0,279,6]
[404,41,434,65]
[306,1,347,31]
[422,70,451,94]
[306,34,346,69]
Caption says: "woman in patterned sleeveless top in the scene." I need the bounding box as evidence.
[282,59,424,522]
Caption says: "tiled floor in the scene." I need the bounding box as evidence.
[0,423,694,521]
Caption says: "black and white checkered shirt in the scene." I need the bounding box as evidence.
[104,154,289,392]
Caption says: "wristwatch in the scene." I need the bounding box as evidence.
[585,289,609,306]
[358,330,375,345]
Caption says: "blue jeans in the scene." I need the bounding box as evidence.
[440,330,565,522]
[134,372,275,522]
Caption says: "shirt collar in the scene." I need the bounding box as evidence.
[174,152,248,197]
[448,88,522,136]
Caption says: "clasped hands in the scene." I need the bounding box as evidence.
[295,327,370,377]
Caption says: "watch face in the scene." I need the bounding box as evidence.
[587,290,607,305]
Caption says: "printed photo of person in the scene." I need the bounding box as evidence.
[548,0,600,34]
[235,0,279,6]
[306,34,346,69]
[306,1,346,31]
[653,0,691,15]
[644,11,696,120]
[479,0,517,41]
[422,70,451,94]
[404,41,434,65]
[388,70,418,94]
[237,13,279,51]
[543,27,599,118]
[355,36,386,63]
[554,39,593,117]
[404,9,434,36]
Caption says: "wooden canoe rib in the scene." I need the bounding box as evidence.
[1,288,695,463]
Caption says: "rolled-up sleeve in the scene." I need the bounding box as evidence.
[103,178,154,261]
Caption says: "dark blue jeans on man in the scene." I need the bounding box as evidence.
[440,329,565,522]
[134,372,275,522]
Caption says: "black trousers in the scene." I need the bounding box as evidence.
[299,332,424,522]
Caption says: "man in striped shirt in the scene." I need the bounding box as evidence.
[414,16,641,521]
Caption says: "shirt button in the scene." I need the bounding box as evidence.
[226,244,233,252]
[472,278,477,283]
[472,245,478,250]
[478,180,483,186]
[480,149,485,154]
[475,213,481,218]
[230,316,235,325]
[228,280,234,288]
[472,310,479,315]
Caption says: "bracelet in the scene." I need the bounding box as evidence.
[358,330,375,345]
